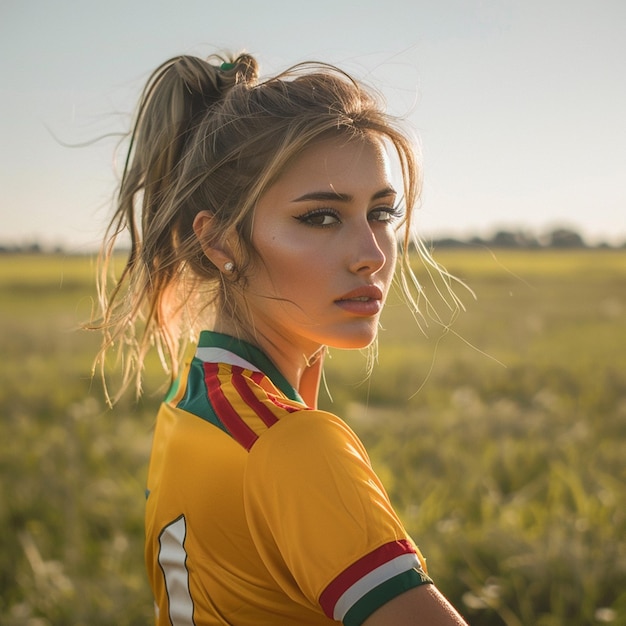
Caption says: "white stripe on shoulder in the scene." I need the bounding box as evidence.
[195,347,260,372]
[334,552,420,621]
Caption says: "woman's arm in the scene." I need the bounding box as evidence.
[362,584,469,626]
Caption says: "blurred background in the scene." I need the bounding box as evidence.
[1,1,625,625]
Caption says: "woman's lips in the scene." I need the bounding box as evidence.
[334,285,383,316]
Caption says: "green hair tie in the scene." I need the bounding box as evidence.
[220,62,237,71]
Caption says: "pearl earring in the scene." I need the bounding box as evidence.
[223,261,235,273]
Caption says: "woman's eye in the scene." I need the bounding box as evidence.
[369,207,401,223]
[296,210,340,227]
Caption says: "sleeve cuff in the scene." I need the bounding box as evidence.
[342,568,433,626]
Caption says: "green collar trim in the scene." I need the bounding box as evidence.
[197,331,303,403]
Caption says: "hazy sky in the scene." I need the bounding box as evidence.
[1,0,624,251]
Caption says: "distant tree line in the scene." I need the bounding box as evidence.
[430,227,626,250]
[0,242,66,254]
[1,227,625,254]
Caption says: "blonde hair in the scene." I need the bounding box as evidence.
[93,51,461,401]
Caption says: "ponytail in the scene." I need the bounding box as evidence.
[93,53,258,401]
[119,52,259,264]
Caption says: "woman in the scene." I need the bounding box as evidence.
[96,52,468,625]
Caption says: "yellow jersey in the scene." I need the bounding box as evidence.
[145,331,432,625]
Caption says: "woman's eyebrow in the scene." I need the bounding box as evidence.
[291,186,397,203]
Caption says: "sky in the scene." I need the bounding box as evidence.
[1,0,624,252]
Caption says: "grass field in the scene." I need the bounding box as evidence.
[1,249,625,625]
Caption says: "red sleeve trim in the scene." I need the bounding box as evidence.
[319,539,416,617]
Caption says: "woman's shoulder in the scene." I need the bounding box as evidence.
[263,408,360,442]
[248,408,370,472]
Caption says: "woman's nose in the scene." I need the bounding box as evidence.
[347,223,387,275]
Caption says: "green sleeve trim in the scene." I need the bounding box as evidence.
[343,569,433,626]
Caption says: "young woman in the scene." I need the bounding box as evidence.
[97,52,468,625]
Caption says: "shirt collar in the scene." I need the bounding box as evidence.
[197,331,303,403]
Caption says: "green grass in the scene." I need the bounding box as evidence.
[1,250,625,625]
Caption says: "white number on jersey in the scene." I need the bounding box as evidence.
[158,515,195,624]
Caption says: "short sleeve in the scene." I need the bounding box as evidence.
[243,410,432,625]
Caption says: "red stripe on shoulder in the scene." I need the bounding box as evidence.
[249,369,303,414]
[267,396,301,413]
[319,539,416,618]
[203,362,258,451]
[230,366,280,427]
[250,370,266,385]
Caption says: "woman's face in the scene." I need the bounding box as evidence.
[245,134,399,359]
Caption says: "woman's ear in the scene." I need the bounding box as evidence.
[193,210,235,271]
